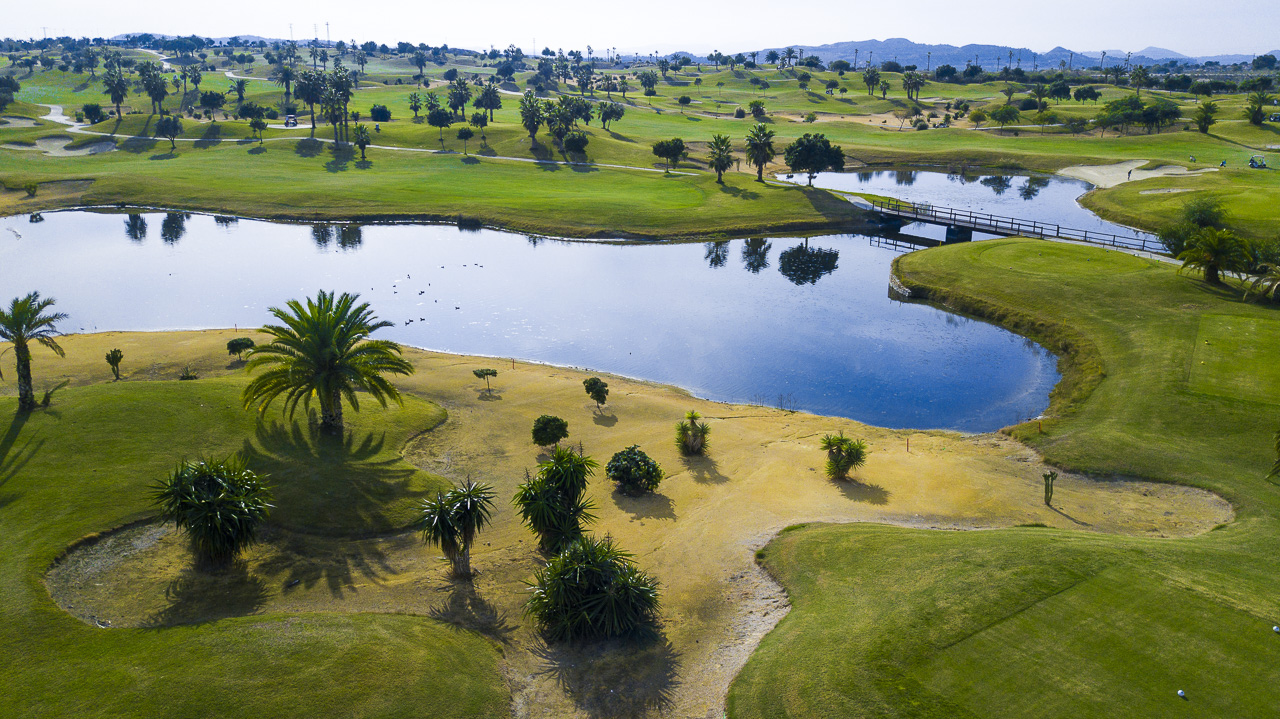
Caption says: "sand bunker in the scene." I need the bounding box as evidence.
[2,135,115,157]
[1058,159,1217,188]
[1,116,41,128]
[1140,188,1196,195]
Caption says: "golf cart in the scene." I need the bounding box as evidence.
[284,114,298,128]
[1249,155,1268,169]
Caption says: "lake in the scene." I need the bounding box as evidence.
[0,208,1059,432]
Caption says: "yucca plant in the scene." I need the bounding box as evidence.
[526,534,661,641]
[419,479,496,577]
[820,432,869,480]
[152,457,273,568]
[675,410,711,455]
[105,348,124,380]
[513,446,598,553]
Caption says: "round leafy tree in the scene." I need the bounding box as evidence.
[526,534,661,641]
[583,377,608,408]
[152,457,273,567]
[819,432,869,480]
[532,414,569,447]
[606,445,663,495]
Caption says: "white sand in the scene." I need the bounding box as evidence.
[2,136,115,157]
[1058,159,1217,188]
[1,116,40,128]
[1139,188,1196,195]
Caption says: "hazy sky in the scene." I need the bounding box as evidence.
[9,0,1278,57]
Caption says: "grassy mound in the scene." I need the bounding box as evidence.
[727,239,1280,717]
[0,377,505,718]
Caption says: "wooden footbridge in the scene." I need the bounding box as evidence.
[868,198,1158,253]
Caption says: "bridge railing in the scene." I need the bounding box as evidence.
[869,198,1158,253]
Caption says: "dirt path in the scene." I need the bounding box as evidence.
[39,330,1234,719]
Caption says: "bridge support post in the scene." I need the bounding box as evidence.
[944,225,973,243]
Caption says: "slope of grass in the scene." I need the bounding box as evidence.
[727,238,1280,717]
[0,377,506,718]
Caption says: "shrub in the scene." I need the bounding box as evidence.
[583,377,608,408]
[179,364,199,380]
[23,182,37,197]
[151,457,273,567]
[734,107,746,118]
[606,445,663,495]
[513,446,598,552]
[804,112,817,123]
[1018,98,1038,111]
[265,108,279,120]
[563,131,589,154]
[675,410,711,455]
[532,414,569,447]
[914,120,929,130]
[820,432,869,480]
[749,99,766,117]
[369,104,391,122]
[526,535,660,640]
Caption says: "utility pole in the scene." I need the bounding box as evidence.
[326,22,330,46]
[1069,51,1074,71]
[927,51,931,72]
[289,24,294,42]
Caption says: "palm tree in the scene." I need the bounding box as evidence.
[102,67,130,119]
[1177,228,1248,285]
[1029,84,1050,112]
[242,290,414,435]
[295,69,324,134]
[152,457,273,568]
[707,134,734,183]
[273,64,296,101]
[744,123,776,181]
[419,479,496,577]
[1247,266,1280,302]
[228,78,248,103]
[353,123,371,160]
[675,410,711,455]
[819,432,869,480]
[513,446,598,553]
[0,292,68,412]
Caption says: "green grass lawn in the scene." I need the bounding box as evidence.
[0,377,508,718]
[726,239,1280,717]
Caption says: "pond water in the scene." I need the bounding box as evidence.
[0,210,1060,432]
[805,168,1158,246]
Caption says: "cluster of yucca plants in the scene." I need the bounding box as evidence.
[675,410,711,455]
[526,534,661,641]
[820,432,869,481]
[419,479,497,577]
[152,456,273,568]
[513,446,598,553]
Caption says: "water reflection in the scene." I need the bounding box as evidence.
[160,212,189,244]
[741,239,771,274]
[893,170,918,186]
[213,216,239,228]
[124,214,147,242]
[778,241,840,286]
[1019,177,1051,200]
[704,241,729,269]
[4,211,1061,431]
[979,176,1013,196]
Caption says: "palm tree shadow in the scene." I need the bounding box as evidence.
[1048,504,1091,527]
[532,633,680,718]
[325,145,355,173]
[241,418,428,534]
[428,581,515,643]
[295,138,324,158]
[147,561,269,627]
[0,411,42,486]
[682,455,728,484]
[834,478,889,505]
[255,527,400,598]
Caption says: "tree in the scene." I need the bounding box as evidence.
[273,63,296,100]
[105,348,123,380]
[102,67,129,118]
[744,123,776,181]
[989,104,1021,132]
[469,111,489,144]
[1177,228,1248,285]
[651,137,686,171]
[1245,91,1274,126]
[152,456,272,568]
[606,446,663,496]
[473,367,497,392]
[583,377,609,408]
[456,126,474,154]
[199,91,225,119]
[369,104,391,122]
[408,91,423,118]
[707,133,734,183]
[532,414,570,447]
[1043,471,1057,506]
[563,131,588,154]
[474,83,502,122]
[519,90,544,140]
[596,102,624,130]
[783,133,844,185]
[411,50,428,86]
[156,115,182,150]
[1130,65,1151,98]
[227,337,255,359]
[526,534,660,640]
[249,117,267,144]
[81,103,105,124]
[968,108,988,128]
[427,107,454,142]
[637,70,659,96]
[419,479,496,577]
[879,80,891,99]
[353,123,371,160]
[447,78,472,118]
[514,446,598,552]
[862,68,881,96]
[675,409,711,455]
[294,69,324,134]
[749,99,766,117]
[819,432,868,480]
[677,95,692,113]
[229,78,247,103]
[1192,100,1218,133]
[241,290,414,435]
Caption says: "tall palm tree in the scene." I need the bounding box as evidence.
[1177,228,1248,285]
[744,123,776,182]
[707,134,734,183]
[102,67,130,118]
[242,290,414,435]
[294,69,325,134]
[419,479,496,577]
[513,446,598,553]
[228,78,248,103]
[0,292,68,412]
[273,64,296,101]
